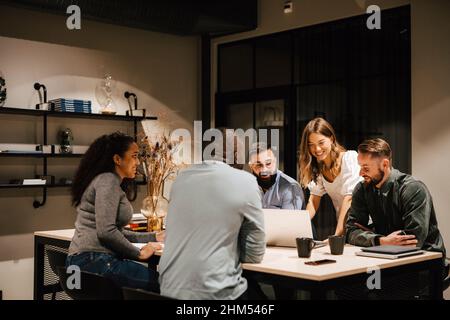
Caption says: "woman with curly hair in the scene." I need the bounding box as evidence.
[67,132,163,291]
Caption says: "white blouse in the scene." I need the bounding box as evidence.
[308,150,363,218]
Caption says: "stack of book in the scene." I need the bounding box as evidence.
[126,213,148,232]
[49,98,92,113]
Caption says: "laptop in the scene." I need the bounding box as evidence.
[263,209,326,248]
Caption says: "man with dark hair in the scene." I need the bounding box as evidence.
[249,142,305,210]
[248,142,305,299]
[346,138,447,272]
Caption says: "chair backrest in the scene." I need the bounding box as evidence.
[46,249,68,275]
[57,266,123,300]
[122,287,175,300]
[444,263,450,292]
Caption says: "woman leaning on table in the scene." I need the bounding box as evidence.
[67,132,164,291]
[298,118,362,236]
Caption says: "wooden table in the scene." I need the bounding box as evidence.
[34,229,444,300]
[242,245,443,299]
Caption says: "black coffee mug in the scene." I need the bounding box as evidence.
[296,237,316,258]
[328,235,345,255]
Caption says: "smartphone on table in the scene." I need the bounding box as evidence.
[304,259,336,266]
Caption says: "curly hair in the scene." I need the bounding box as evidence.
[71,132,135,207]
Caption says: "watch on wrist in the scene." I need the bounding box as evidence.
[374,236,381,246]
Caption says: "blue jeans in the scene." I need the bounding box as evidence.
[66,252,159,292]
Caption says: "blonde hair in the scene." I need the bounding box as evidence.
[298,118,345,188]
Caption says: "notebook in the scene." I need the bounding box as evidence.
[355,245,423,259]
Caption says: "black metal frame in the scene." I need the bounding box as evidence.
[34,235,71,300]
[243,256,444,299]
[34,235,162,300]
[0,107,156,207]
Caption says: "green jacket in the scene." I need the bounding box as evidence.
[346,169,446,259]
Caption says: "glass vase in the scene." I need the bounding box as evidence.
[141,195,167,232]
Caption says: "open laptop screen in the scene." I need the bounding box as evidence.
[263,209,313,247]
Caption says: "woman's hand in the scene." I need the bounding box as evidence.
[335,195,352,236]
[334,223,345,236]
[138,242,162,260]
[307,195,322,220]
[156,230,165,243]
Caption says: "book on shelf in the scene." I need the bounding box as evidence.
[49,98,92,105]
[132,213,147,222]
[49,98,92,113]
[22,179,47,185]
[0,143,43,153]
[125,213,148,232]
[54,106,92,110]
[53,107,92,113]
[125,223,148,232]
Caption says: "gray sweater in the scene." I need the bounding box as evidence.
[68,172,156,260]
[159,161,266,300]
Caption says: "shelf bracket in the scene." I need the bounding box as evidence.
[33,186,47,208]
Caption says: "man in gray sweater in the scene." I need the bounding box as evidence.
[158,160,266,300]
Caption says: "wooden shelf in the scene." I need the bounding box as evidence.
[0,183,70,189]
[0,107,157,121]
[0,106,154,207]
[0,152,84,158]
[0,180,146,189]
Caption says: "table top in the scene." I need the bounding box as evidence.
[35,229,442,281]
[35,229,75,242]
[242,245,442,281]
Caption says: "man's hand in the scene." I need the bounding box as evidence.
[379,230,418,246]
[156,230,165,243]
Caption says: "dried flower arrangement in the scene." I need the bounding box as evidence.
[138,133,182,230]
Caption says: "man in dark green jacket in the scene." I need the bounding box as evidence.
[346,138,447,271]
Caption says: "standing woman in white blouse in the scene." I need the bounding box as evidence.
[298,118,362,236]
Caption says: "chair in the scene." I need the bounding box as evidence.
[57,266,123,300]
[122,287,175,300]
[45,249,68,300]
[443,262,450,292]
